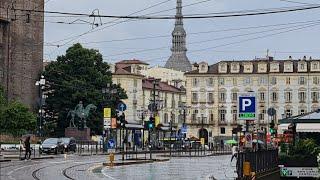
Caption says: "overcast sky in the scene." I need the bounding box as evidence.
[44,0,320,66]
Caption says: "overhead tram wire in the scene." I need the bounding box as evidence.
[42,18,320,46]
[44,0,216,58]
[11,4,320,19]
[43,0,175,58]
[44,0,175,55]
[137,22,320,63]
[47,0,214,45]
[102,21,320,58]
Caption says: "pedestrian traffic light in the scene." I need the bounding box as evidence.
[149,117,155,129]
[269,120,276,135]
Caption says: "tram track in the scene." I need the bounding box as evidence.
[61,160,104,180]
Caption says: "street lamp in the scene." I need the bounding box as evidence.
[35,75,46,137]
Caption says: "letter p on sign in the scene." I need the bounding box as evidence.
[242,99,252,111]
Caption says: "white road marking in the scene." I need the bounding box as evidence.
[101,168,118,180]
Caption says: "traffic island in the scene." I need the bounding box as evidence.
[102,158,169,167]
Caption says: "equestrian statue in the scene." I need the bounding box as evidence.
[66,101,97,128]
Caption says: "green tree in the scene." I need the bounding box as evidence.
[0,87,36,137]
[43,43,127,136]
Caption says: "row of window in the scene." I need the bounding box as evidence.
[191,91,320,103]
[192,76,320,87]
[219,62,320,73]
[191,107,315,123]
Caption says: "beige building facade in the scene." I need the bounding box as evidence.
[112,60,186,125]
[141,66,186,88]
[185,56,320,143]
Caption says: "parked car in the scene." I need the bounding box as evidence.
[39,138,64,154]
[60,137,77,152]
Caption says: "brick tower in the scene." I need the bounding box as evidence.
[0,0,44,110]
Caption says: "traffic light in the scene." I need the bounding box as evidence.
[144,117,155,130]
[149,117,155,129]
[120,113,126,128]
[269,120,276,135]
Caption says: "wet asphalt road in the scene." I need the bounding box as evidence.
[1,154,237,180]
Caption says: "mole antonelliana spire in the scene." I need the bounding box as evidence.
[164,0,192,72]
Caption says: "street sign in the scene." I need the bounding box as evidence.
[155,116,160,127]
[103,108,111,118]
[104,118,111,129]
[181,124,187,134]
[244,132,253,148]
[267,108,276,116]
[238,95,256,120]
[117,102,127,112]
[111,118,117,129]
[107,139,115,149]
[200,138,205,145]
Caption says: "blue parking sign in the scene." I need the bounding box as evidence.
[239,96,256,120]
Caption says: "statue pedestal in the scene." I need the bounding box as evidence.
[65,127,90,141]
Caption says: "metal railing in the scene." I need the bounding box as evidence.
[236,149,278,179]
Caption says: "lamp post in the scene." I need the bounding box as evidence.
[35,75,46,137]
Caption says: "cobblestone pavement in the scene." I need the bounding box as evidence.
[0,154,237,180]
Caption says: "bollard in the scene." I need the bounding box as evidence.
[33,145,36,158]
[96,142,98,155]
[109,153,115,167]
[64,153,67,160]
[243,161,251,177]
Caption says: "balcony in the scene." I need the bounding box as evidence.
[299,100,306,103]
[218,121,227,125]
[191,100,198,104]
[231,121,238,126]
[207,100,214,104]
[312,99,319,103]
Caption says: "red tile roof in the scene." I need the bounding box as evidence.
[116,59,149,65]
[142,78,182,93]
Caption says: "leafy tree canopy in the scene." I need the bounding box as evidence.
[0,87,36,137]
[43,43,127,136]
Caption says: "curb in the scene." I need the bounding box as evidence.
[0,159,11,162]
[31,156,55,160]
[102,158,169,166]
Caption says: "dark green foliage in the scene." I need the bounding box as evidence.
[0,87,36,137]
[279,138,320,167]
[42,44,127,136]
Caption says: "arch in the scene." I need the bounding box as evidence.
[298,87,307,91]
[284,88,292,92]
[231,88,239,92]
[199,128,209,144]
[258,87,267,91]
[244,87,252,92]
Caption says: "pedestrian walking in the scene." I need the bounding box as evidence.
[24,136,31,160]
[231,146,238,162]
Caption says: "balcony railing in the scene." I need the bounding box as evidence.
[218,121,227,125]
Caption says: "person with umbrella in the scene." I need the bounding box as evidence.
[24,136,31,160]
